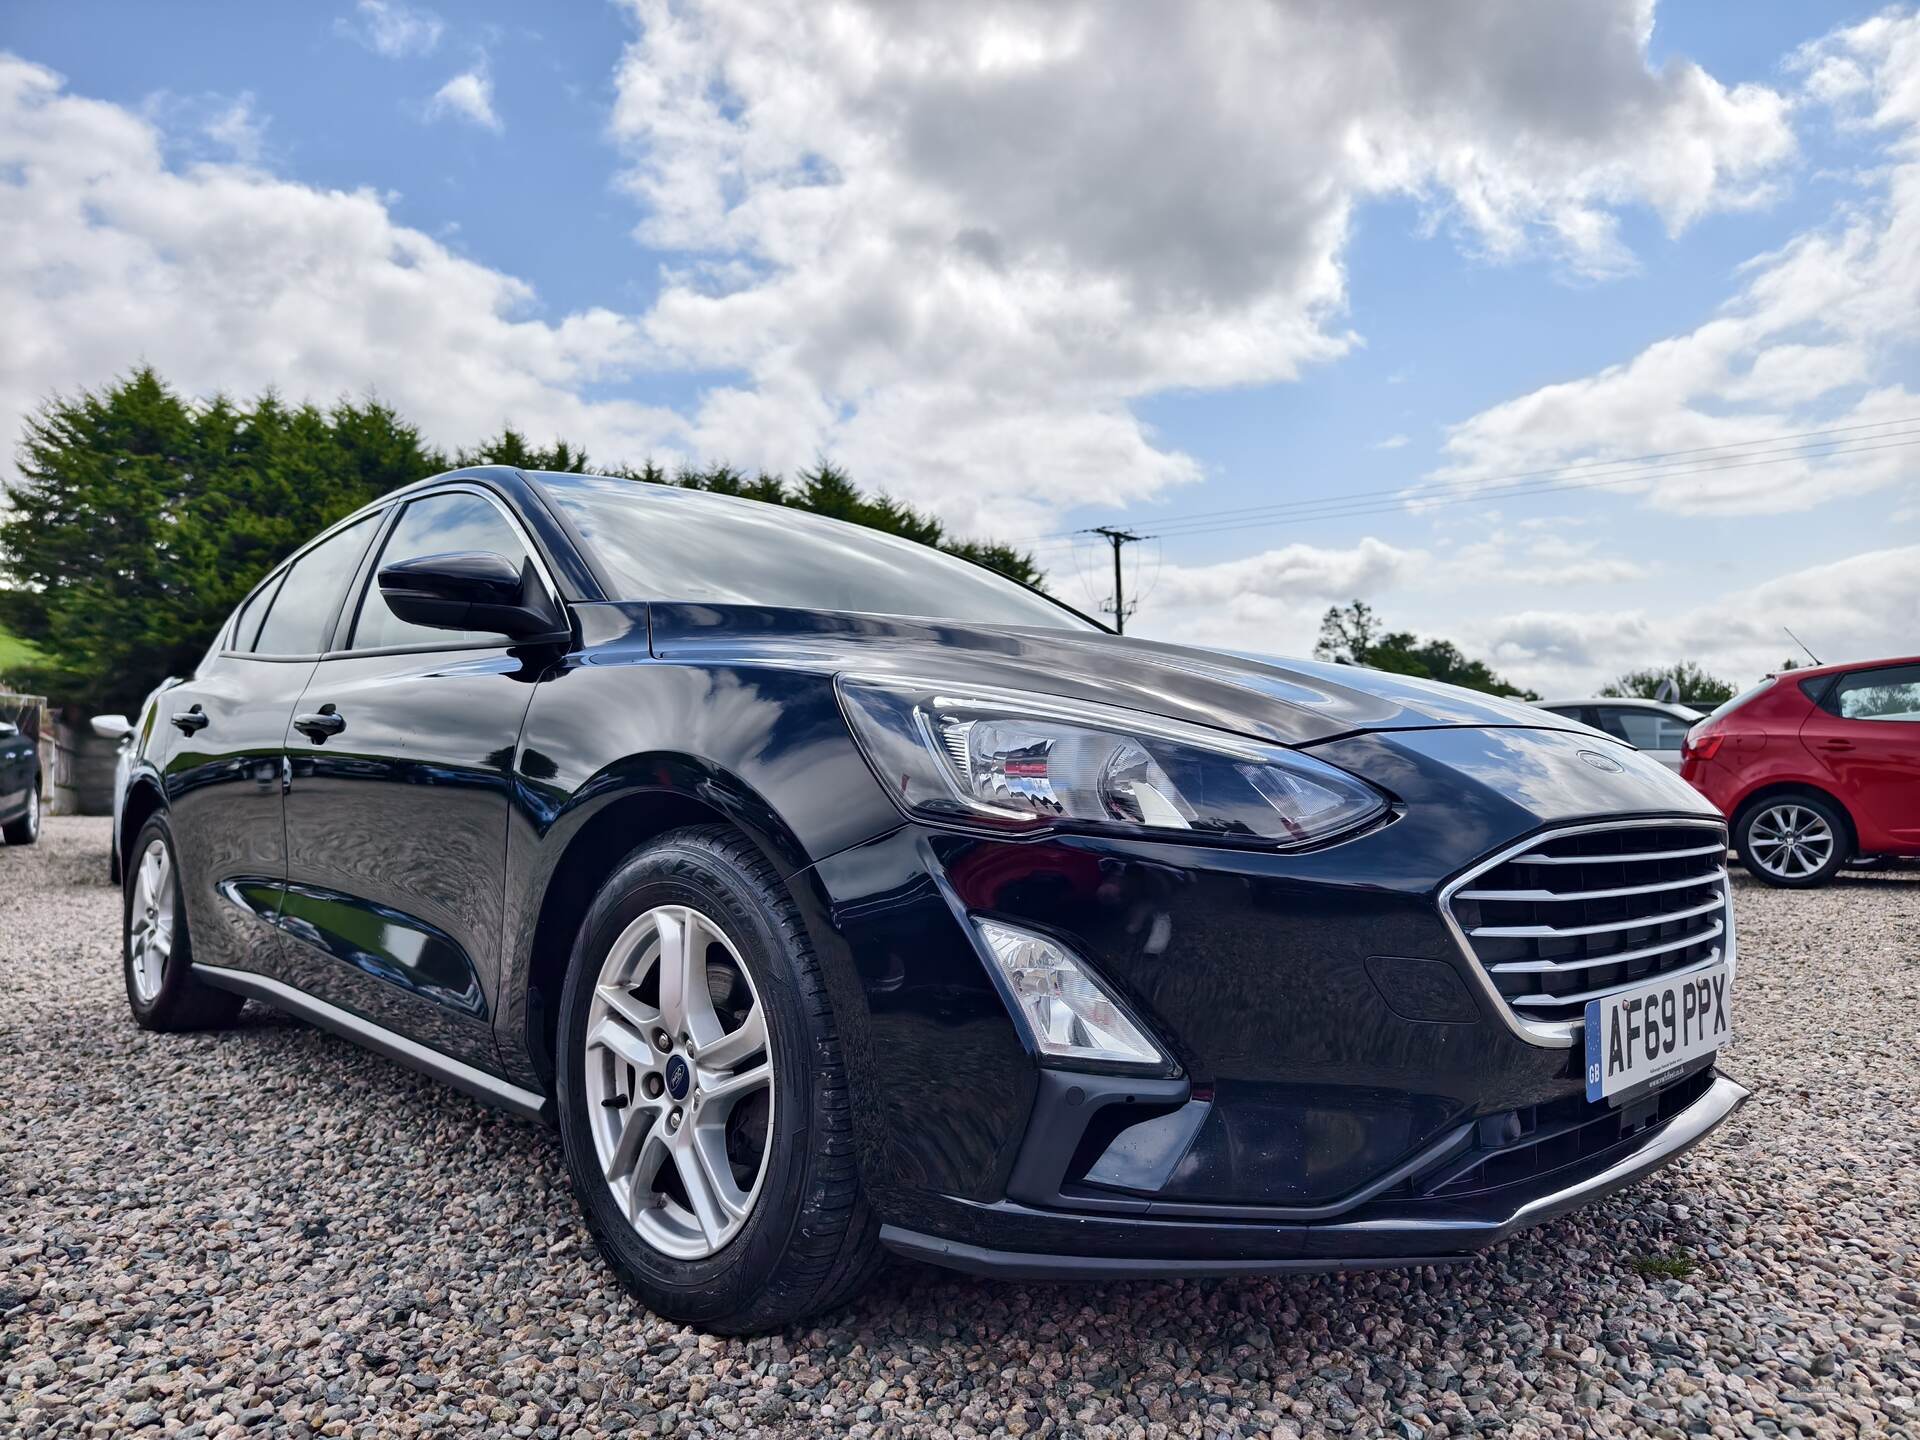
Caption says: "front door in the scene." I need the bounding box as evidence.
[278,488,556,1071]
[162,513,382,972]
[1800,663,1920,851]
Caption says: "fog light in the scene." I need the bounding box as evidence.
[974,919,1165,1068]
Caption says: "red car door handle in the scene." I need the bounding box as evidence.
[1817,739,1854,751]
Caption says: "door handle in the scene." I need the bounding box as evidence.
[1817,739,1855,751]
[171,705,208,735]
[293,706,346,742]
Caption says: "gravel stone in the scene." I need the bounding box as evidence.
[4,817,1917,1437]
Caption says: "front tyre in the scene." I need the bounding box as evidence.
[123,815,244,1030]
[556,826,881,1334]
[1736,794,1850,888]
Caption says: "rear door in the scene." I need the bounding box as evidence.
[1800,664,1920,852]
[161,512,384,974]
[277,487,556,1070]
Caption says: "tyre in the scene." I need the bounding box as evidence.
[123,814,245,1030]
[555,825,881,1333]
[2,779,39,845]
[1735,793,1851,889]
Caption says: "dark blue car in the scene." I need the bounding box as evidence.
[112,466,1747,1332]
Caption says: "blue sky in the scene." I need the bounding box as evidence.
[2,2,1914,690]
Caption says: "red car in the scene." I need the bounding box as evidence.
[1681,655,1920,887]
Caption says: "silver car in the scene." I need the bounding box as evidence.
[1533,697,1704,772]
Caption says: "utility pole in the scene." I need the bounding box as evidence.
[1088,526,1144,633]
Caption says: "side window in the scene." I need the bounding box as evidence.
[349,491,536,651]
[1597,707,1690,750]
[252,516,380,657]
[1828,664,1920,722]
[228,573,282,653]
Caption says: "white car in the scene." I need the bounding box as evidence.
[1533,697,1705,772]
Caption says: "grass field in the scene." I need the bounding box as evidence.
[0,622,46,682]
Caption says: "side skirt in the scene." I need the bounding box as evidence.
[191,962,552,1122]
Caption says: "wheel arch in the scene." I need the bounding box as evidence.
[1730,780,1858,852]
[119,772,168,875]
[509,757,822,1094]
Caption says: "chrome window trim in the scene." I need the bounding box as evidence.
[1439,817,1735,1050]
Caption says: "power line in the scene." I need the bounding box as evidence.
[1022,414,1920,547]
[1025,429,1920,553]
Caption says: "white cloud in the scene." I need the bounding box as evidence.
[0,54,676,480]
[1373,434,1411,451]
[1100,538,1424,654]
[1426,11,1920,519]
[426,67,501,133]
[1469,545,1920,694]
[608,0,1794,536]
[338,0,444,60]
[201,93,265,165]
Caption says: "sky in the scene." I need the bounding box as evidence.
[1,0,1915,694]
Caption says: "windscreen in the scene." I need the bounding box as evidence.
[538,474,1095,631]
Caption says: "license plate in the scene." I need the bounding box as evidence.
[1584,963,1730,1102]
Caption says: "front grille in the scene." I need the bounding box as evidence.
[1444,820,1731,1035]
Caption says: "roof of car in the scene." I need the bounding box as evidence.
[1535,697,1699,711]
[1767,654,1920,679]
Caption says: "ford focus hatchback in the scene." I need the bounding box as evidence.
[115,467,1748,1332]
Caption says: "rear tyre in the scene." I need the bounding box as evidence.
[1736,793,1850,889]
[123,815,244,1030]
[2,781,39,845]
[556,825,881,1334]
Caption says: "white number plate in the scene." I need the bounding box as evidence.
[1584,963,1730,1102]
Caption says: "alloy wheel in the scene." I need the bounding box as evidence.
[128,837,175,1003]
[583,904,775,1260]
[1747,803,1835,881]
[24,787,38,839]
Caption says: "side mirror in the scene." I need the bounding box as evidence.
[376,551,570,643]
[91,714,133,740]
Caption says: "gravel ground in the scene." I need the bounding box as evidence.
[4,816,1917,1439]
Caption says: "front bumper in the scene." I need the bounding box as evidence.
[879,1071,1748,1278]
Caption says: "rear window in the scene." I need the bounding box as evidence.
[537,474,1094,631]
[1705,678,1774,722]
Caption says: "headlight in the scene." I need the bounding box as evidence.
[837,675,1389,847]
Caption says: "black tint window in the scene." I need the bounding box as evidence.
[252,516,378,656]
[1830,664,1920,721]
[537,474,1092,630]
[351,491,534,650]
[230,575,281,652]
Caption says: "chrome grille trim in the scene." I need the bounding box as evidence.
[1469,894,1724,940]
[1511,842,1727,866]
[1456,869,1727,904]
[1508,949,1723,1009]
[1488,921,1723,975]
[1439,818,1735,1049]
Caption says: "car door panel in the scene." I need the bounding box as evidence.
[1799,665,1920,851]
[159,657,312,972]
[278,648,538,1068]
[161,512,384,976]
[275,488,554,1071]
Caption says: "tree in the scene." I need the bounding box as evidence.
[1313,600,1536,699]
[456,426,592,473]
[1601,663,1736,707]
[2,372,1046,707]
[0,371,444,709]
